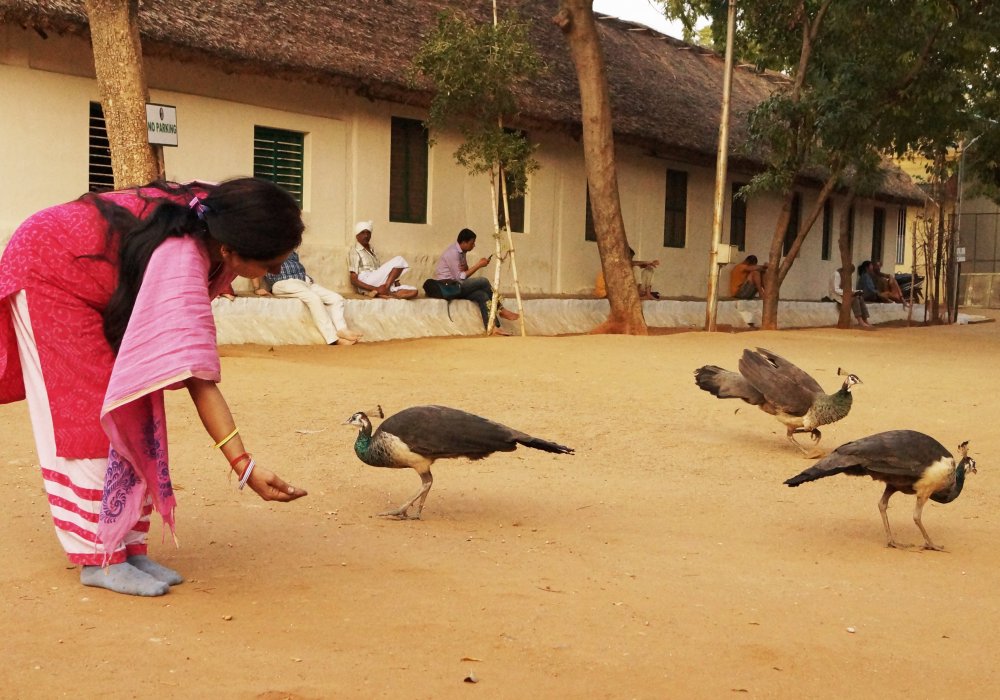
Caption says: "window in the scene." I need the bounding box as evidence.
[821,199,833,261]
[584,185,596,242]
[389,117,429,224]
[895,207,907,265]
[254,126,305,207]
[663,169,688,248]
[88,102,114,192]
[497,169,526,233]
[729,182,747,251]
[871,207,886,262]
[783,192,801,256]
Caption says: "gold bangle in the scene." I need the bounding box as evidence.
[213,427,239,450]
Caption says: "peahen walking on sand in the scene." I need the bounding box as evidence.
[784,431,977,550]
[345,405,574,519]
[694,347,860,453]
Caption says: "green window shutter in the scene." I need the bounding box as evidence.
[821,199,833,261]
[663,169,688,248]
[783,192,801,256]
[254,126,305,207]
[389,117,428,224]
[730,182,747,251]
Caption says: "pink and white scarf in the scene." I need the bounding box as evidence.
[97,235,232,561]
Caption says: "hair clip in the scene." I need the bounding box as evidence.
[188,196,210,220]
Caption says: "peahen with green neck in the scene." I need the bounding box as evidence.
[784,431,978,550]
[345,405,574,519]
[695,347,860,454]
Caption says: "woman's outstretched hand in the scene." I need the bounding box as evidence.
[247,464,307,501]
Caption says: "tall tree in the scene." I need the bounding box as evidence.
[413,7,541,335]
[85,0,161,188]
[660,0,1000,328]
[554,0,646,334]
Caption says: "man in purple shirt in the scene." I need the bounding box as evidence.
[434,228,517,334]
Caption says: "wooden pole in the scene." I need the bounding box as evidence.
[705,0,736,332]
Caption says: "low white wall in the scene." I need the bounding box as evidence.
[212,297,931,345]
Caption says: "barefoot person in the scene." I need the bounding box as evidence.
[0,178,308,597]
[434,227,518,335]
[729,254,767,299]
[254,250,363,345]
[348,220,418,299]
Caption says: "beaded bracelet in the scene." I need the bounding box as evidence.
[213,427,239,450]
[238,458,256,490]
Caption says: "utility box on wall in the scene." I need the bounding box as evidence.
[716,245,739,265]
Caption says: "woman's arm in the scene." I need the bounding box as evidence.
[185,377,306,501]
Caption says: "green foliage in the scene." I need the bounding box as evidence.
[411,9,544,195]
[659,0,1000,203]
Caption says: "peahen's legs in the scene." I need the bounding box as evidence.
[878,485,902,548]
[913,497,944,551]
[787,426,823,456]
[380,471,433,520]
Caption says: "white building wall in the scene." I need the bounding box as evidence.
[1,24,905,302]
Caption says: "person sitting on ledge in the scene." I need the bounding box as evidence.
[729,254,767,300]
[253,251,362,346]
[348,220,418,299]
[434,227,518,336]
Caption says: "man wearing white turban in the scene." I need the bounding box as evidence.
[347,221,418,299]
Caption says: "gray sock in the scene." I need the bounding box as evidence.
[127,555,184,586]
[80,562,170,597]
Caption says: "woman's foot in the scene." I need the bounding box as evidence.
[80,562,170,596]
[338,329,363,342]
[498,308,519,321]
[127,555,184,585]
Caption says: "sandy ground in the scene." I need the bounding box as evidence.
[2,312,999,699]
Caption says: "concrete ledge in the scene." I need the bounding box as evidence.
[212,295,931,345]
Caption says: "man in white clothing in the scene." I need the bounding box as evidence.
[347,221,418,299]
[256,251,363,345]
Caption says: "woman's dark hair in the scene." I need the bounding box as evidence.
[85,178,304,353]
[858,260,871,275]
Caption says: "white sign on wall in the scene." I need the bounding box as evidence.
[146,103,178,146]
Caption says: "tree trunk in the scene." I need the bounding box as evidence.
[760,173,840,330]
[836,190,859,329]
[85,0,162,188]
[759,193,792,330]
[554,1,646,335]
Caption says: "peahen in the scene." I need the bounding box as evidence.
[345,405,574,519]
[694,347,860,453]
[784,431,977,550]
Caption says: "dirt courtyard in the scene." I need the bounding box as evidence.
[2,313,999,699]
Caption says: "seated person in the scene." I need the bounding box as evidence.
[435,228,518,335]
[253,251,362,346]
[829,267,872,328]
[348,220,418,299]
[859,260,906,305]
[729,254,767,299]
[594,247,661,300]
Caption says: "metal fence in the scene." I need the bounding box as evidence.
[960,272,1000,308]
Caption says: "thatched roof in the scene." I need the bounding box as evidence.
[1,0,924,204]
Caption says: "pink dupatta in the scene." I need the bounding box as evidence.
[97,235,233,559]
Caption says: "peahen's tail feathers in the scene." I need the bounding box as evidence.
[517,436,574,455]
[784,463,856,487]
[694,365,766,405]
